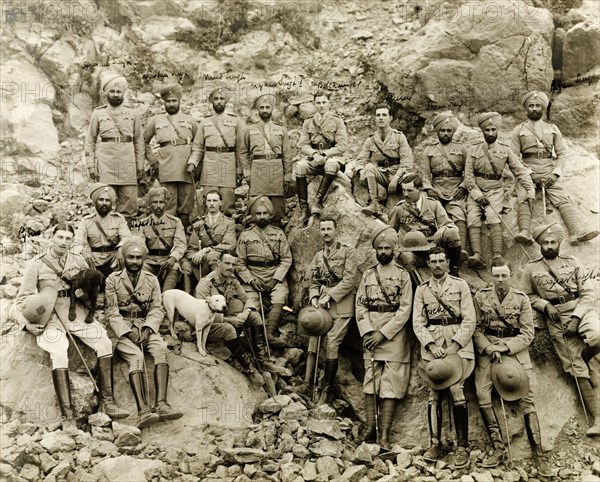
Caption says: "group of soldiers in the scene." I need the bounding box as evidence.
[13,75,600,471]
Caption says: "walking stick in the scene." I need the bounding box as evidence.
[370,349,379,439]
[56,317,99,392]
[499,397,513,465]
[258,291,271,358]
[541,184,548,222]
[487,203,532,261]
[312,335,322,402]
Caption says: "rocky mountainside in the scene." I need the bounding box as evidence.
[1,0,599,481]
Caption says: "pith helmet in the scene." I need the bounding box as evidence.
[297,306,334,336]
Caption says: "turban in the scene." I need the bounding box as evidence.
[477,112,502,130]
[209,86,232,103]
[147,179,171,203]
[522,91,549,109]
[101,72,127,93]
[89,183,117,204]
[432,112,457,132]
[159,83,183,100]
[247,196,273,215]
[253,94,277,109]
[121,236,148,257]
[532,223,565,245]
[371,224,397,249]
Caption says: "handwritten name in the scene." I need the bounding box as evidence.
[315,80,361,91]
[551,73,600,93]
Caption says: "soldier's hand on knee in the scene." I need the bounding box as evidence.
[25,323,45,336]
[544,304,561,324]
[454,187,468,201]
[476,196,490,207]
[264,279,278,292]
[140,327,152,347]
[161,256,176,270]
[225,316,244,329]
[544,174,558,187]
[126,329,139,344]
[249,279,265,292]
[564,316,580,337]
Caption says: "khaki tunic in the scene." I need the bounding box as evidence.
[240,121,293,196]
[84,104,145,185]
[421,140,468,201]
[74,212,131,267]
[144,112,198,183]
[389,193,456,236]
[308,242,357,318]
[355,262,413,363]
[185,213,236,258]
[356,128,414,176]
[133,214,187,266]
[236,225,292,284]
[196,271,258,321]
[297,112,348,158]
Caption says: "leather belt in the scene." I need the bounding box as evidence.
[206,146,236,153]
[311,142,336,150]
[91,246,116,253]
[101,136,133,143]
[367,304,400,313]
[149,249,170,256]
[378,158,399,168]
[433,170,462,178]
[549,292,579,305]
[159,139,189,147]
[428,316,461,326]
[318,279,340,288]
[522,152,552,159]
[475,172,502,180]
[246,259,279,267]
[253,154,282,160]
[119,310,146,319]
[485,326,521,338]
[57,289,72,298]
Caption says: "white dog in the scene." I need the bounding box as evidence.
[162,290,227,356]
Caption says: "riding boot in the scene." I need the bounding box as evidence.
[515,202,534,244]
[447,245,462,277]
[423,402,442,462]
[489,224,503,259]
[361,176,385,218]
[480,406,504,467]
[579,377,600,436]
[559,203,600,245]
[251,325,267,360]
[455,220,469,260]
[467,226,486,270]
[377,398,397,450]
[524,412,552,476]
[97,356,129,420]
[52,369,77,433]
[226,339,264,386]
[162,269,179,291]
[153,363,183,421]
[312,173,336,215]
[179,213,190,234]
[317,358,339,405]
[266,303,286,349]
[129,371,160,428]
[453,403,470,468]
[356,394,377,443]
[182,273,193,295]
[296,176,311,224]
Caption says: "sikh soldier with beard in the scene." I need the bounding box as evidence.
[510,91,598,245]
[355,224,413,450]
[521,223,600,437]
[85,72,145,226]
[144,83,198,231]
[187,86,245,216]
[465,112,535,269]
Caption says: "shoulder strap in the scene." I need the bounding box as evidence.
[321,242,342,282]
[436,143,462,173]
[371,135,395,161]
[404,202,437,234]
[211,118,231,148]
[481,143,501,176]
[105,109,125,137]
[426,285,458,318]
[254,228,280,263]
[151,223,173,250]
[525,123,553,153]
[313,117,334,144]
[40,256,70,284]
[93,217,117,246]
[122,280,148,312]
[164,115,186,142]
[374,266,395,306]
[255,123,276,153]
[541,259,577,295]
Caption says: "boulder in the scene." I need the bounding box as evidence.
[1,59,55,106]
[562,21,600,80]
[551,81,600,147]
[40,432,76,454]
[135,15,195,42]
[92,455,163,481]
[4,103,60,158]
[0,183,34,216]
[39,38,78,80]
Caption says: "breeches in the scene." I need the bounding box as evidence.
[112,184,138,218]
[467,188,504,227]
[425,358,475,404]
[115,334,168,373]
[362,359,410,399]
[307,316,352,359]
[475,360,536,413]
[163,182,195,215]
[440,198,467,223]
[296,157,343,177]
[243,280,289,306]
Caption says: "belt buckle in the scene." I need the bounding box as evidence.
[265,153,272,160]
[114,136,121,143]
[377,305,385,313]
[318,142,324,151]
[441,317,449,326]
[496,327,504,337]
[443,170,450,177]
[216,145,222,153]
[558,295,566,304]
[537,151,543,159]
[170,139,177,147]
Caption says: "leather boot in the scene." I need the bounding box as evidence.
[97,356,129,420]
[579,377,600,436]
[312,174,336,216]
[226,339,264,386]
[559,203,600,245]
[129,371,160,428]
[480,406,504,467]
[182,273,193,295]
[361,176,385,219]
[317,359,339,405]
[455,220,469,261]
[467,226,486,270]
[356,394,377,443]
[153,363,183,421]
[453,403,470,469]
[447,245,462,277]
[162,270,179,291]
[524,412,552,476]
[52,369,77,433]
[179,214,190,234]
[515,202,534,245]
[377,398,397,450]
[266,303,286,349]
[296,176,311,225]
[251,325,267,360]
[489,224,503,259]
[423,403,442,462]
[304,351,317,385]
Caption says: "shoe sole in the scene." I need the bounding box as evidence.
[158,413,183,421]
[577,231,600,243]
[515,235,534,245]
[138,414,160,428]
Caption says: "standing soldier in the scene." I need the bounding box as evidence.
[473,258,551,475]
[144,83,198,231]
[421,112,469,260]
[355,225,413,450]
[465,112,535,269]
[521,223,600,436]
[345,104,413,219]
[295,91,349,223]
[85,72,145,226]
[105,236,183,428]
[413,247,476,468]
[236,196,293,349]
[187,86,245,217]
[305,215,357,403]
[75,183,131,279]
[134,181,187,291]
[240,94,293,226]
[509,91,598,245]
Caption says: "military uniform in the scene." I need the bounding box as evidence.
[84,104,145,219]
[240,121,293,223]
[356,262,413,398]
[144,112,199,216]
[297,112,348,176]
[74,211,131,278]
[521,254,600,378]
[191,112,245,216]
[413,274,476,403]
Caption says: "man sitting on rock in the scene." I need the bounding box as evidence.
[465,112,535,269]
[236,196,293,349]
[473,258,551,475]
[521,223,600,437]
[355,225,413,450]
[105,236,183,428]
[75,183,131,280]
[14,223,127,431]
[345,104,413,219]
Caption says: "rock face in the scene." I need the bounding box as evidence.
[92,455,164,481]
[562,21,600,80]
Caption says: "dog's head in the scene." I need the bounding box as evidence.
[208,294,227,313]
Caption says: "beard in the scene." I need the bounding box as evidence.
[97,205,110,216]
[108,97,124,107]
[213,104,225,114]
[541,247,559,260]
[166,106,180,115]
[527,111,543,121]
[439,135,452,145]
[256,219,269,228]
[484,134,498,144]
[259,111,271,121]
[376,253,394,265]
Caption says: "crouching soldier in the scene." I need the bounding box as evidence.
[105,237,183,427]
